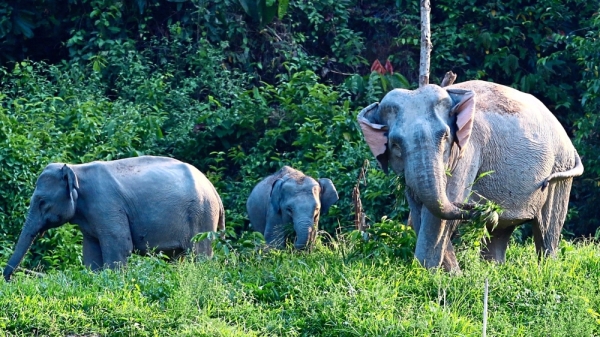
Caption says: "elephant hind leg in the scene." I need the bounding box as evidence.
[480,226,516,263]
[194,239,213,258]
[192,206,221,258]
[532,179,572,258]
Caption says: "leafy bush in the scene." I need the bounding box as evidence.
[570,13,600,236]
[346,216,416,261]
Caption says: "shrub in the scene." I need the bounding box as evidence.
[346,216,416,261]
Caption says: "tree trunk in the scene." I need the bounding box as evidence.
[419,0,431,87]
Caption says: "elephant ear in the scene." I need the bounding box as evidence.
[318,178,339,215]
[269,176,286,215]
[447,89,476,150]
[357,102,390,173]
[61,164,79,204]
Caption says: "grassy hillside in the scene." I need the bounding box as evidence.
[1,241,599,336]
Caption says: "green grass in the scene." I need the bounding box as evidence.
[1,241,600,336]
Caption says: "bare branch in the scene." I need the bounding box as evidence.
[17,267,45,278]
[353,160,369,231]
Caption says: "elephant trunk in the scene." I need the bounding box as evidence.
[294,220,315,250]
[3,217,39,281]
[406,154,471,221]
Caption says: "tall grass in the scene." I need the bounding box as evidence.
[1,241,599,336]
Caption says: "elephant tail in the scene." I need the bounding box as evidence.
[218,205,225,232]
[541,150,584,191]
[216,195,226,240]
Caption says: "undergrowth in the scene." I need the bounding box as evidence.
[1,241,599,336]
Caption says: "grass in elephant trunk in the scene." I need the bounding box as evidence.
[456,170,504,251]
[457,198,503,251]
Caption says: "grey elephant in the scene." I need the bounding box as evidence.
[358,80,583,271]
[4,156,225,281]
[246,166,339,249]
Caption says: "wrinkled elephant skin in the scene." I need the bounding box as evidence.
[358,80,583,271]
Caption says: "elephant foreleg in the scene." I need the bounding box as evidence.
[408,193,460,272]
[415,210,455,270]
[264,223,286,249]
[99,229,134,269]
[264,209,286,249]
[82,236,103,271]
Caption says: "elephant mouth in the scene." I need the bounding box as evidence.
[293,225,317,250]
[279,220,317,250]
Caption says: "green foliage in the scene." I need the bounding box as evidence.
[457,171,504,249]
[570,13,600,235]
[458,199,503,251]
[192,228,267,256]
[164,64,405,236]
[0,253,178,335]
[2,243,600,335]
[290,0,367,68]
[432,0,595,115]
[238,0,288,27]
[343,70,411,106]
[346,216,416,261]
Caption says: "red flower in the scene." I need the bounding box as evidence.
[384,59,394,75]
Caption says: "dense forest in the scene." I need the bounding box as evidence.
[0,0,598,271]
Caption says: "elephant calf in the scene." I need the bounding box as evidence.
[4,156,225,281]
[246,166,339,249]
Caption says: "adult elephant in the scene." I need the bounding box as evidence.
[247,166,339,249]
[4,156,225,281]
[358,80,583,271]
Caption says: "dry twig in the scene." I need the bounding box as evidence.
[352,160,369,231]
[441,71,457,87]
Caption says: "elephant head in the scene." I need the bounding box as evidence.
[357,85,475,220]
[4,164,79,281]
[268,173,338,249]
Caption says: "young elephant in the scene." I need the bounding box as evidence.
[358,80,583,271]
[246,166,339,249]
[4,156,225,281]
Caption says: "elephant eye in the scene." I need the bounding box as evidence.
[391,143,402,156]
